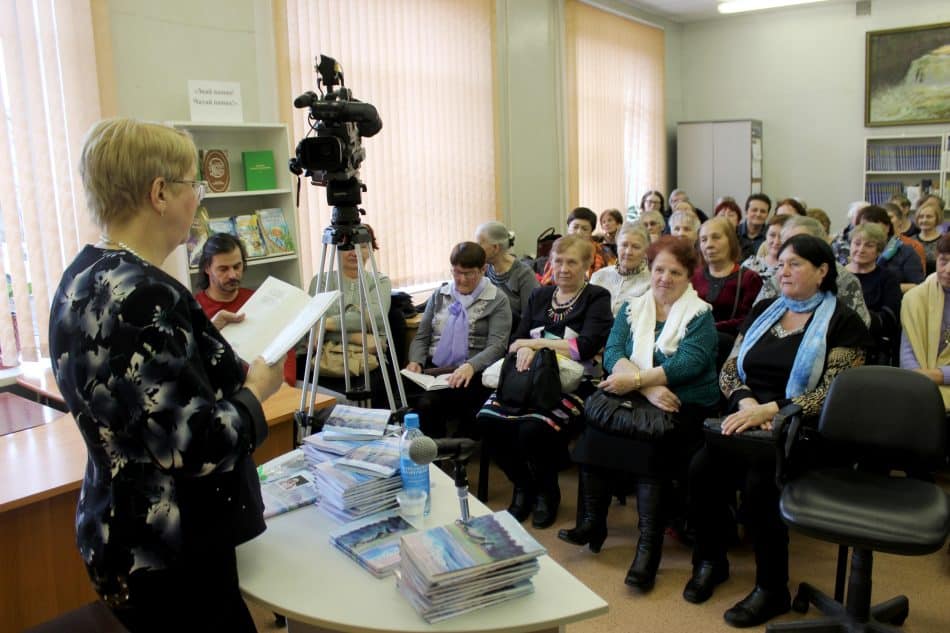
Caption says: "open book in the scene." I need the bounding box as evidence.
[400,369,452,391]
[220,276,339,365]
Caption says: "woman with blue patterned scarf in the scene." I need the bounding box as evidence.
[682,235,870,629]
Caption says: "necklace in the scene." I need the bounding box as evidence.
[99,235,146,262]
[547,283,586,323]
[617,262,645,278]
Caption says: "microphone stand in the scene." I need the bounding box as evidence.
[452,458,472,524]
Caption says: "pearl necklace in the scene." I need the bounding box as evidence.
[99,235,146,262]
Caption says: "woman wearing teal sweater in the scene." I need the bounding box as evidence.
[560,236,719,592]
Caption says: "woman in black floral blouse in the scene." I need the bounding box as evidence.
[49,118,284,632]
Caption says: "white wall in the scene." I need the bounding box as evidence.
[678,0,950,231]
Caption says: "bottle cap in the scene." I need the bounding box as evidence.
[404,412,420,429]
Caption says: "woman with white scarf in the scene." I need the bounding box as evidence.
[560,236,720,592]
[684,235,869,628]
[405,242,511,437]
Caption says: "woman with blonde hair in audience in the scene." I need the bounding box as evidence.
[670,210,701,247]
[479,235,613,529]
[856,205,924,292]
[639,210,666,243]
[684,235,870,627]
[914,199,943,275]
[694,218,762,336]
[561,236,719,591]
[846,223,902,357]
[591,222,651,316]
[475,220,539,329]
[742,215,791,283]
[900,233,950,411]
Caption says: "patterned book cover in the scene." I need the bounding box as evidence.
[234,213,267,257]
[258,208,295,255]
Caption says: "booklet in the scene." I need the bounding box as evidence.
[259,468,319,519]
[322,404,391,440]
[220,276,340,365]
[329,511,417,578]
[400,369,452,391]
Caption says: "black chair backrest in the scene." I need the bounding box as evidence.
[818,366,946,469]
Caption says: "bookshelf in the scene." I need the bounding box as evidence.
[863,133,949,208]
[162,121,303,292]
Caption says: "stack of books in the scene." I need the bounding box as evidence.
[314,459,403,522]
[397,511,547,622]
[329,511,417,578]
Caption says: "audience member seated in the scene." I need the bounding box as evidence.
[805,207,831,239]
[590,222,651,316]
[888,192,919,237]
[539,207,612,284]
[883,201,927,273]
[297,224,396,407]
[684,234,870,628]
[598,209,623,259]
[913,198,943,275]
[753,215,871,328]
[478,235,613,529]
[639,210,666,243]
[476,220,539,332]
[741,214,790,283]
[195,233,296,386]
[830,201,868,265]
[737,193,771,260]
[693,217,762,336]
[714,199,742,229]
[560,236,719,591]
[633,189,666,223]
[774,197,807,218]
[857,204,924,292]
[900,233,950,412]
[669,210,700,247]
[846,223,901,362]
[405,242,511,437]
[668,189,708,223]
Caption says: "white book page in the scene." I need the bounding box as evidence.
[221,276,340,364]
[399,369,451,391]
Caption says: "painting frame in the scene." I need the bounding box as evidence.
[865,22,950,127]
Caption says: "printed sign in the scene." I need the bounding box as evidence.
[188,80,244,123]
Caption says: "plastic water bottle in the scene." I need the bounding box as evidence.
[399,413,431,515]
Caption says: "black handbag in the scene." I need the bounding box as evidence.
[536,227,562,259]
[702,404,811,469]
[583,389,676,440]
[496,348,561,410]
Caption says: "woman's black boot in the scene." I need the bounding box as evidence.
[507,486,535,522]
[531,467,561,529]
[558,467,610,552]
[625,480,664,591]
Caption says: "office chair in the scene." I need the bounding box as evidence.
[767,366,950,633]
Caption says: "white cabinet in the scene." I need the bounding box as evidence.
[863,133,948,207]
[162,122,303,292]
[676,120,762,214]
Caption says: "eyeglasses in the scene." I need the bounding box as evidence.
[170,179,208,202]
[451,268,480,280]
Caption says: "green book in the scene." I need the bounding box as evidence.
[242,150,277,190]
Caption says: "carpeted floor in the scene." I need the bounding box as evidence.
[249,459,950,633]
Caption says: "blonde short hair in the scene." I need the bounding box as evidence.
[618,222,650,247]
[80,118,196,227]
[851,222,887,253]
[551,234,594,265]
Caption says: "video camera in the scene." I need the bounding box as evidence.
[289,55,382,220]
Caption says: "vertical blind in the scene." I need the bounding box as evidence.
[565,1,665,216]
[0,0,101,366]
[280,0,497,289]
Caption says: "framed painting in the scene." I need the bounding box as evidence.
[865,22,950,127]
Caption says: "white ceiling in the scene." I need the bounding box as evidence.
[618,0,853,23]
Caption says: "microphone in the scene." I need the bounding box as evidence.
[293,91,319,108]
[408,436,477,465]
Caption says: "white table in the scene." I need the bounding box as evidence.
[237,468,608,633]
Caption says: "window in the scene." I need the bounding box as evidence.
[0,0,101,366]
[279,0,497,290]
[565,1,666,217]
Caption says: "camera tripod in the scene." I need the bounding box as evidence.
[295,218,408,443]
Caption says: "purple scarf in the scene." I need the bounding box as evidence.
[432,277,489,367]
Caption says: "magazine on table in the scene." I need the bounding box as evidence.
[329,511,417,578]
[322,404,392,440]
[335,436,401,478]
[259,468,319,519]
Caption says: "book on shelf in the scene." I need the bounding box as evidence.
[207,216,237,238]
[329,511,417,578]
[201,148,231,193]
[220,276,340,365]
[242,149,277,190]
[186,207,210,267]
[234,212,268,258]
[257,208,295,255]
[322,404,392,440]
[396,511,546,622]
[258,449,319,519]
[400,369,452,391]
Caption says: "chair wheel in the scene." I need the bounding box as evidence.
[792,594,810,614]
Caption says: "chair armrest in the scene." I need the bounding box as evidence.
[773,403,803,488]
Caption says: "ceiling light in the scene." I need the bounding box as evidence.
[718,0,830,14]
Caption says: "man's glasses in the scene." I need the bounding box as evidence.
[171,179,209,202]
[451,268,479,280]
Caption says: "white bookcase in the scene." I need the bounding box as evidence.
[676,119,762,215]
[162,121,303,292]
[863,133,949,208]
